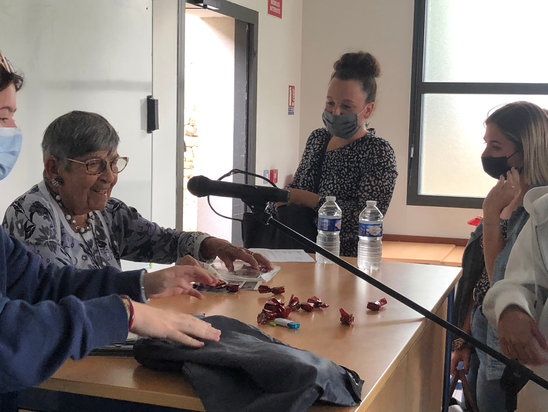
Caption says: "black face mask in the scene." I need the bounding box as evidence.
[481,151,518,179]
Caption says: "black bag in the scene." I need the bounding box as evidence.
[242,204,317,252]
[242,138,329,252]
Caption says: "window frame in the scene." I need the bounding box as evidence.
[407,0,548,209]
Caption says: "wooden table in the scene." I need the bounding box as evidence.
[382,241,458,265]
[37,259,461,411]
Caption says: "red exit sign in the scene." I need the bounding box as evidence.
[268,0,282,19]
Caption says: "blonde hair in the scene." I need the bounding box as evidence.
[486,101,548,185]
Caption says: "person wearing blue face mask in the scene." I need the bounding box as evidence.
[282,51,397,257]
[0,55,22,180]
[451,101,548,412]
[0,52,223,406]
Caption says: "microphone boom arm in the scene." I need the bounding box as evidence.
[246,205,548,403]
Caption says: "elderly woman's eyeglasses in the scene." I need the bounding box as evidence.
[66,157,129,175]
[0,53,15,74]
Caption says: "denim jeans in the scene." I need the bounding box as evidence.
[471,305,506,412]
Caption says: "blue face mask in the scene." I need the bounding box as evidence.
[0,127,23,180]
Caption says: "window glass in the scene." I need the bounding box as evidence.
[419,94,548,198]
[424,0,548,83]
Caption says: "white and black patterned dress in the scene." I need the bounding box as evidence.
[288,128,397,257]
[2,181,210,269]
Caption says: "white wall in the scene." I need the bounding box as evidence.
[1,0,153,220]
[298,0,479,239]
[152,0,178,230]
[230,0,304,187]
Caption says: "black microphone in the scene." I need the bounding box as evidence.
[187,175,290,203]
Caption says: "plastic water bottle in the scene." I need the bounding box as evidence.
[357,200,383,273]
[316,196,342,264]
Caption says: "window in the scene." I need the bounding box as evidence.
[408,0,548,208]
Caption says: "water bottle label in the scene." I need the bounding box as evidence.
[359,222,382,237]
[317,217,341,232]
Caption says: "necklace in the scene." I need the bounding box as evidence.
[53,194,94,234]
[79,223,106,268]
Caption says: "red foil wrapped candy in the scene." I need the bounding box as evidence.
[339,308,354,326]
[367,297,387,311]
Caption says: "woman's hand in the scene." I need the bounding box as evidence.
[176,255,202,267]
[199,237,273,272]
[142,265,218,299]
[498,306,548,365]
[287,188,320,209]
[130,301,221,348]
[451,345,472,376]
[482,168,522,220]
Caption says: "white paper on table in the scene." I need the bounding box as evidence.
[249,248,315,263]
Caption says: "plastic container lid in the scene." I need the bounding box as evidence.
[326,196,336,202]
[366,200,377,206]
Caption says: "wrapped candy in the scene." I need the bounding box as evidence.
[226,283,240,293]
[257,297,291,324]
[214,280,227,289]
[339,308,354,326]
[258,285,285,294]
[257,309,277,325]
[287,294,300,312]
[307,296,329,308]
[367,297,387,311]
[299,302,314,312]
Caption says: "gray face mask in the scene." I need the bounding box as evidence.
[321,110,362,139]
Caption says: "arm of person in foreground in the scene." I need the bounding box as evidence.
[1,231,220,391]
[483,187,548,365]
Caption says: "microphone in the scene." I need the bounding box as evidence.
[187,175,290,203]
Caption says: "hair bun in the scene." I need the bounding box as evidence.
[333,51,380,78]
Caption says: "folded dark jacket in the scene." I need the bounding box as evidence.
[134,315,363,412]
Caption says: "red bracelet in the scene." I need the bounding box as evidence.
[120,295,135,331]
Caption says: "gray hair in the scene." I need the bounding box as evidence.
[42,111,119,166]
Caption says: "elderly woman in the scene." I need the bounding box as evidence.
[3,110,270,272]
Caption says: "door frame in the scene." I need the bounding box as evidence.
[177,0,258,243]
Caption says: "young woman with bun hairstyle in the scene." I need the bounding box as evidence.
[284,51,397,257]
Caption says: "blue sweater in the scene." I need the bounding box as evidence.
[0,227,143,392]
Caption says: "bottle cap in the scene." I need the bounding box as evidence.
[326,196,336,202]
[366,200,377,206]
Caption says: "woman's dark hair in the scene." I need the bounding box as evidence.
[0,52,24,92]
[331,51,381,103]
[42,111,120,166]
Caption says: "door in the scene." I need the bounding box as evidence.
[182,0,258,245]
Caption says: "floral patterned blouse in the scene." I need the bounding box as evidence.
[289,127,397,257]
[2,181,210,269]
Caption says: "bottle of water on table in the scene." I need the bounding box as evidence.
[316,196,342,264]
[357,200,383,273]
